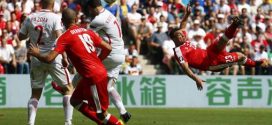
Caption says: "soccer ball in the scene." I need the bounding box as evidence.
[104,0,117,4]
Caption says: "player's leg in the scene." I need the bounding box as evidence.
[215,16,242,51]
[103,55,131,123]
[51,72,82,94]
[235,52,266,67]
[90,77,124,125]
[70,78,103,124]
[108,77,131,122]
[28,65,47,125]
[50,63,74,125]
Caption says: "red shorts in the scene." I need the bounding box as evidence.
[206,39,239,70]
[71,76,109,112]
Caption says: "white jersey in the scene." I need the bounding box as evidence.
[20,9,63,54]
[89,9,125,79]
[90,9,124,54]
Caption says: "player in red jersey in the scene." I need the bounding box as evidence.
[28,8,124,125]
[169,5,267,90]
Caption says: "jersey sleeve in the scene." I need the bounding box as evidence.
[173,47,185,64]
[89,18,103,32]
[53,15,63,31]
[89,30,102,46]
[19,17,30,35]
[54,35,66,54]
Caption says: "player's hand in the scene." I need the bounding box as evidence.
[186,4,192,15]
[195,78,205,91]
[28,43,40,57]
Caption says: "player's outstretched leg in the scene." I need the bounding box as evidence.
[216,16,243,51]
[108,78,131,123]
[70,99,124,125]
[236,52,268,67]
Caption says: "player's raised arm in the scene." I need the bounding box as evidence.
[179,5,192,30]
[179,62,204,90]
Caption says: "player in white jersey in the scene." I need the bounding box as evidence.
[69,0,131,123]
[18,0,73,125]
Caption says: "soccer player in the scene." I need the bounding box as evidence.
[169,5,266,90]
[28,8,124,125]
[52,0,131,122]
[18,0,73,125]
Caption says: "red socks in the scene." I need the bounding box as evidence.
[51,81,64,94]
[224,23,239,39]
[79,102,103,124]
[244,58,263,67]
[107,115,123,125]
[78,102,122,125]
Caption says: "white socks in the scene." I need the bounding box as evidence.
[108,86,127,114]
[28,98,38,125]
[63,95,73,125]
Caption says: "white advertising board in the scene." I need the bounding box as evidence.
[0,75,271,108]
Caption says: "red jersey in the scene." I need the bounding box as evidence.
[173,40,209,70]
[174,39,239,71]
[54,25,107,80]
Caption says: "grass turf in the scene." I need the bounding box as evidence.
[0,108,272,125]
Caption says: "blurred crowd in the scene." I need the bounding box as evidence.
[0,0,271,75]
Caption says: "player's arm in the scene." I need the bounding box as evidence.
[179,5,192,30]
[28,43,59,63]
[55,29,69,67]
[179,62,204,90]
[97,40,112,61]
[18,16,29,41]
[18,33,28,41]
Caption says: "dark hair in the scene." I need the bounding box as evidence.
[76,0,101,17]
[87,0,102,8]
[168,28,180,40]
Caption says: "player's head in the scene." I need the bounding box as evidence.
[169,28,188,46]
[78,0,102,18]
[40,0,55,10]
[61,8,77,29]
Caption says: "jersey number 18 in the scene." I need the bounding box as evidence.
[78,34,95,53]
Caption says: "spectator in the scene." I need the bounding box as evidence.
[126,3,142,43]
[259,0,272,14]
[120,0,131,18]
[125,56,143,75]
[167,5,178,23]
[0,36,16,74]
[254,45,269,74]
[148,22,167,64]
[188,20,206,40]
[228,0,238,11]
[215,0,230,15]
[238,0,251,14]
[120,55,132,74]
[162,38,175,74]
[251,34,269,52]
[215,14,228,32]
[251,14,266,33]
[14,38,29,74]
[21,0,34,14]
[135,16,152,54]
[125,43,139,57]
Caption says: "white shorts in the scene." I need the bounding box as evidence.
[30,56,71,89]
[103,53,125,79]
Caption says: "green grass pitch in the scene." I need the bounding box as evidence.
[0,108,272,125]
